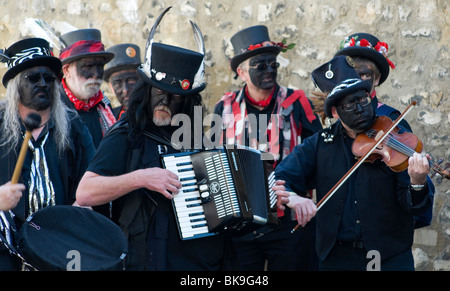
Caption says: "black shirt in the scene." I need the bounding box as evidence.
[87,122,230,270]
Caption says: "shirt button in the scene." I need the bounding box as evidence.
[356,220,361,224]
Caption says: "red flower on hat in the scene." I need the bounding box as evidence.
[244,39,295,53]
[359,39,371,48]
[248,44,263,51]
[375,41,395,69]
[340,36,395,69]
[348,37,356,47]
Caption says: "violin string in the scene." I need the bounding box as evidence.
[378,131,445,174]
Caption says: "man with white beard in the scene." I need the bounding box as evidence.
[59,28,116,148]
[59,29,116,218]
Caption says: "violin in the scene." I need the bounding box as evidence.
[352,115,449,178]
[291,102,448,233]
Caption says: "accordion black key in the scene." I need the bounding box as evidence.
[162,145,279,240]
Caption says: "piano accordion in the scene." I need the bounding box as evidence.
[162,145,279,240]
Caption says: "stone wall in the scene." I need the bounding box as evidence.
[0,0,448,271]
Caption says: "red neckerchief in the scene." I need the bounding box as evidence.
[118,108,126,120]
[62,78,103,111]
[244,86,275,108]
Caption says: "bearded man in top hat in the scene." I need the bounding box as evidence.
[76,7,235,271]
[273,55,433,271]
[0,38,95,270]
[104,43,141,120]
[59,28,117,218]
[59,28,117,147]
[213,25,323,271]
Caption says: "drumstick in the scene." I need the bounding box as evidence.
[11,113,42,184]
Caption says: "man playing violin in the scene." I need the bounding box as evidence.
[273,55,433,271]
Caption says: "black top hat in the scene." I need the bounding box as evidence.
[59,29,114,65]
[229,25,282,73]
[138,43,205,95]
[138,6,206,95]
[311,55,372,118]
[1,38,62,87]
[104,43,141,82]
[334,32,395,85]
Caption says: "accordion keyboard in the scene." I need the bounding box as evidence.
[163,154,213,239]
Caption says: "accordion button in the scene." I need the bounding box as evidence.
[201,191,210,198]
[199,185,209,191]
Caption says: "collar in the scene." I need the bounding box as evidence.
[62,78,104,111]
[244,85,276,108]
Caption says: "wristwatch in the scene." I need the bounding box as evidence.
[410,184,425,191]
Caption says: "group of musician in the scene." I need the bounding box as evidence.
[0,6,434,271]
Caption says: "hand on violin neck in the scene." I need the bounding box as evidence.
[408,153,430,185]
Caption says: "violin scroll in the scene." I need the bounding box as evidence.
[430,158,450,184]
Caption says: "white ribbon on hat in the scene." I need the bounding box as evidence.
[10,47,49,68]
[328,78,362,98]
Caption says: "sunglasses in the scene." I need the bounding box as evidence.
[24,73,57,84]
[247,61,280,71]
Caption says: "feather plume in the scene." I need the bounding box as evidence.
[190,20,205,89]
[23,18,65,51]
[139,6,172,78]
[0,49,10,64]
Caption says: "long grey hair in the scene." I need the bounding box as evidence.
[0,72,75,155]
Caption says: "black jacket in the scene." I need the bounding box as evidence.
[0,109,95,224]
[275,120,433,261]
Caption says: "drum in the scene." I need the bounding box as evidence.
[16,205,127,271]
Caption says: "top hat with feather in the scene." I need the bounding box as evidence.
[0,38,62,87]
[137,6,206,95]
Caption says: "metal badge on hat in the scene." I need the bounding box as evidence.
[139,6,205,91]
[126,46,136,58]
[325,56,355,80]
[325,63,334,79]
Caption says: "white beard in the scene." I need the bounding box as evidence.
[153,105,172,126]
[67,77,102,101]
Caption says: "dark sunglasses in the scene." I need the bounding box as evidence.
[248,61,280,71]
[24,74,57,84]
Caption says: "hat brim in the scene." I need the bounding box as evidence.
[324,79,372,118]
[104,63,140,82]
[137,68,206,96]
[3,56,62,88]
[334,47,389,85]
[61,51,115,65]
[230,46,282,73]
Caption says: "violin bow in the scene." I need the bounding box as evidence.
[291,101,417,233]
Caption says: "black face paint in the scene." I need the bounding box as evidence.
[150,87,185,126]
[19,66,56,111]
[336,90,375,132]
[354,63,376,84]
[76,57,106,80]
[109,70,139,109]
[248,53,278,90]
